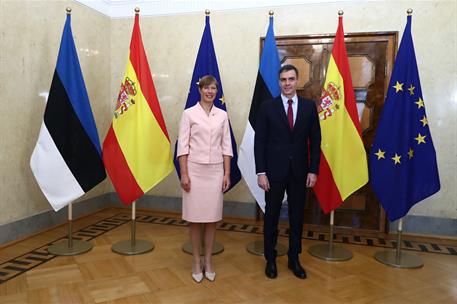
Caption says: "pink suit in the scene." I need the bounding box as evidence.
[177,103,233,222]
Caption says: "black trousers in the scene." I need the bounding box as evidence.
[264,175,306,262]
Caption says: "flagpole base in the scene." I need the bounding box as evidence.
[246,240,288,256]
[47,240,92,256]
[308,244,353,261]
[111,240,154,255]
[374,250,423,268]
[182,242,224,255]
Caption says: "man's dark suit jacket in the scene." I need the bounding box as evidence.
[254,96,321,182]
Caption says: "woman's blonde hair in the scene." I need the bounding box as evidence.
[198,75,219,90]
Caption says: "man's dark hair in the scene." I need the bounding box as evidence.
[278,64,299,78]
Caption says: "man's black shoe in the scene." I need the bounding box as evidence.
[288,260,307,279]
[265,260,277,279]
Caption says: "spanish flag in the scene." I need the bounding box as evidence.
[314,14,368,213]
[103,12,173,204]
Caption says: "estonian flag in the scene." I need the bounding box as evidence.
[238,15,281,212]
[173,14,241,192]
[30,14,106,211]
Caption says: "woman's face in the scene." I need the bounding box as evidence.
[199,82,217,104]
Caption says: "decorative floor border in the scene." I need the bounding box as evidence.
[1,212,456,284]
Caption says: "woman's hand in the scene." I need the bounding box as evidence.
[181,174,191,192]
[222,174,230,192]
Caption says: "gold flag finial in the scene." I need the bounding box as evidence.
[407,8,413,16]
[338,10,344,16]
[205,9,210,15]
[66,7,71,14]
[269,10,274,16]
[135,7,140,14]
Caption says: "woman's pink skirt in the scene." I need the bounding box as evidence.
[182,161,224,223]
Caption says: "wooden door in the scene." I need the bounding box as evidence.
[267,32,397,232]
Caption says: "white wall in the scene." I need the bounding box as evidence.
[0,0,455,226]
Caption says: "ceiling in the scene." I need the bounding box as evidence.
[75,0,350,18]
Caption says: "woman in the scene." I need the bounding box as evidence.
[177,75,232,283]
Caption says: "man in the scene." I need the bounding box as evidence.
[254,64,321,279]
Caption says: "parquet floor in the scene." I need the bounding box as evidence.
[0,208,456,303]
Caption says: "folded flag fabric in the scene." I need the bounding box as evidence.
[173,14,241,192]
[313,14,368,213]
[30,13,106,211]
[369,14,440,221]
[103,12,173,204]
[238,15,281,212]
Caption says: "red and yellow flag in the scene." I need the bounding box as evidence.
[103,12,173,204]
[314,15,368,213]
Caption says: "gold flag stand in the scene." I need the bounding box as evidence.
[112,201,154,255]
[182,242,224,255]
[246,240,288,256]
[374,218,423,268]
[47,202,93,256]
[308,210,353,261]
[182,224,224,255]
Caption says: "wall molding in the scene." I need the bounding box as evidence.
[389,215,457,238]
[0,193,116,245]
[1,193,455,245]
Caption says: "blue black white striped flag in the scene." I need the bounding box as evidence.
[30,13,106,211]
[238,15,281,212]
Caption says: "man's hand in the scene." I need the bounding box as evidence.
[257,174,270,192]
[306,173,317,188]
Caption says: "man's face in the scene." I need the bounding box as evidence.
[279,69,298,98]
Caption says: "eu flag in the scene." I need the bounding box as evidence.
[369,14,440,221]
[174,14,241,191]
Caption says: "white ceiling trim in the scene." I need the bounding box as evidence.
[74,0,353,18]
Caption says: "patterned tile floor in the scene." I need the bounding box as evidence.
[1,212,455,284]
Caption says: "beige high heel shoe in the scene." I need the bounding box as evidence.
[191,260,203,283]
[204,258,216,282]
[204,271,216,282]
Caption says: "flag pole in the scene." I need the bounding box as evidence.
[308,209,352,261]
[245,10,287,257]
[372,8,424,269]
[180,9,223,256]
[47,201,92,256]
[109,8,155,256]
[112,200,154,255]
[307,9,353,262]
[45,7,94,257]
[374,217,423,268]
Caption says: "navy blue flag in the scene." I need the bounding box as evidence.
[369,14,440,221]
[238,15,281,212]
[30,13,106,211]
[174,15,241,192]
